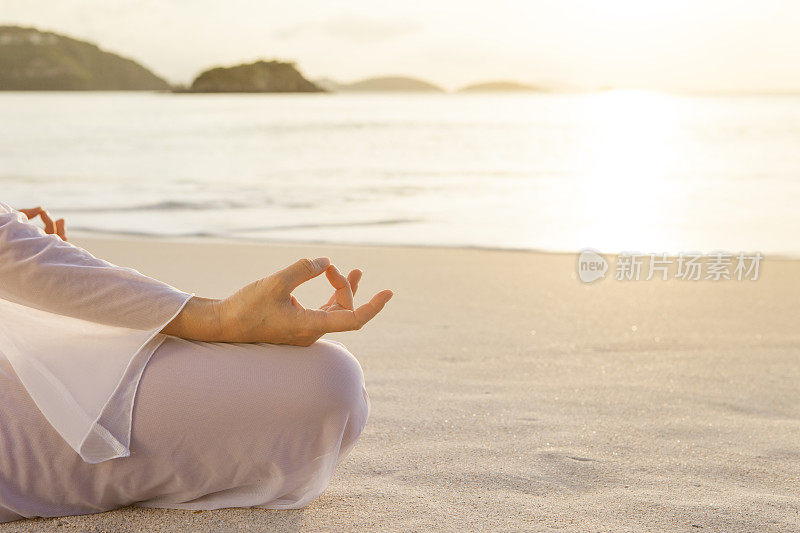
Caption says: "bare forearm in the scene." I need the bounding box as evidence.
[161,296,225,341]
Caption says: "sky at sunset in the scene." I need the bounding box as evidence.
[1,0,799,92]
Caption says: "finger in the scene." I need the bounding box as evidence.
[277,257,330,293]
[325,268,361,307]
[37,208,56,235]
[321,265,349,308]
[325,264,354,310]
[353,289,393,328]
[348,269,362,297]
[18,207,42,220]
[55,218,67,241]
[310,289,393,333]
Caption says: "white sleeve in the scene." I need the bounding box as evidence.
[0,202,194,463]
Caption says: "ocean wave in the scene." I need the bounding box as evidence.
[67,218,421,239]
[58,199,257,213]
[67,226,218,238]
[231,218,422,233]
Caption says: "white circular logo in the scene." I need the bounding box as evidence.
[577,249,608,283]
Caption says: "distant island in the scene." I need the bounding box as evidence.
[457,81,542,93]
[187,60,322,93]
[334,76,444,92]
[0,26,550,95]
[0,26,168,90]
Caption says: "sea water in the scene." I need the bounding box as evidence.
[2,91,799,255]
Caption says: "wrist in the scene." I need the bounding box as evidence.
[163,296,224,341]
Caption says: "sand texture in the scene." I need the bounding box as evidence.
[4,236,799,532]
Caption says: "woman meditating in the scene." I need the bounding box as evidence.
[0,202,392,522]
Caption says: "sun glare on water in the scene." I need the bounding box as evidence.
[571,90,685,252]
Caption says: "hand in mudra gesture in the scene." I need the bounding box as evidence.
[18,206,67,241]
[14,206,390,346]
[164,257,393,346]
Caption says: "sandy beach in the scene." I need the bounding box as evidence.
[4,235,799,532]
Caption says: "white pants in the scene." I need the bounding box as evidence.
[0,338,369,522]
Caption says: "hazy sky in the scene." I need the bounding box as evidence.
[2,0,800,92]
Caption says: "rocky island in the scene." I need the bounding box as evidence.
[187,60,322,93]
[0,26,169,90]
[457,80,542,93]
[336,76,443,92]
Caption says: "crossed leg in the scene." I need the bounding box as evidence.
[0,337,369,522]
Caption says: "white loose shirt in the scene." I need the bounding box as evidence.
[0,201,193,463]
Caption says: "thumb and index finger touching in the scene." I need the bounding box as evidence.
[277,256,393,333]
[19,206,67,241]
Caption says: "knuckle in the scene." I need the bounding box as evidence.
[299,258,315,276]
[261,274,285,292]
[254,277,269,291]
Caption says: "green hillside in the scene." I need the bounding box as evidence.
[189,60,322,93]
[0,26,169,90]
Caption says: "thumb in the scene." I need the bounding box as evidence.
[277,257,330,292]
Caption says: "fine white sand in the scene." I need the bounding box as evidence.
[5,236,799,532]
